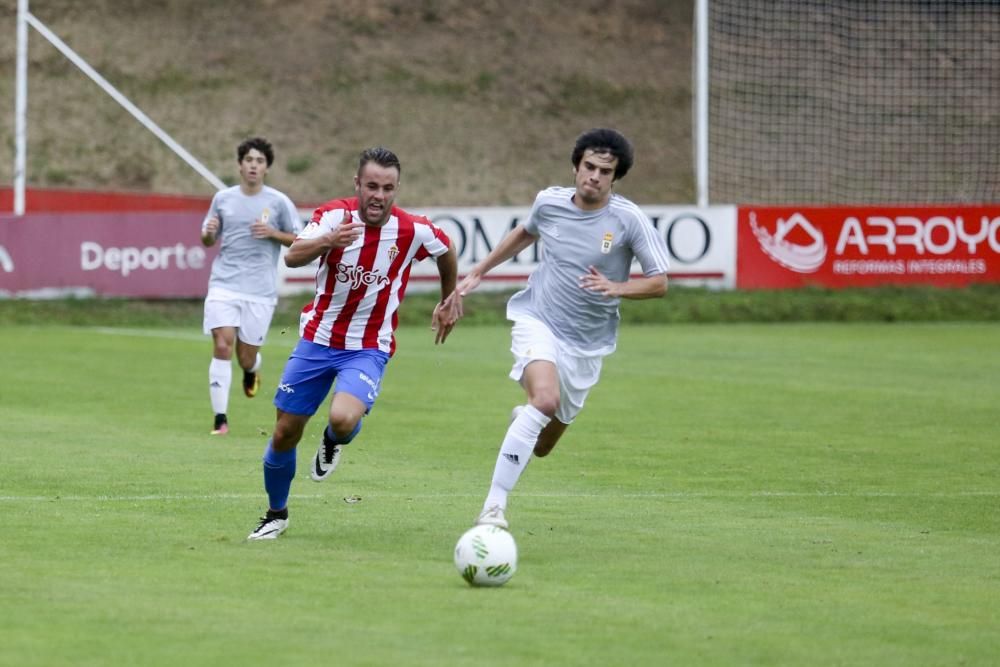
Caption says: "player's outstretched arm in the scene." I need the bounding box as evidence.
[459,225,537,294]
[456,225,537,297]
[432,243,460,345]
[443,224,538,320]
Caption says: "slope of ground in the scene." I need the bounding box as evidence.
[0,1,694,206]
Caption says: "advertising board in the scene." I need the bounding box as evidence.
[738,205,1000,288]
[0,204,737,298]
[280,205,737,294]
[0,212,214,298]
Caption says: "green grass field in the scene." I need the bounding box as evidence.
[2,321,998,666]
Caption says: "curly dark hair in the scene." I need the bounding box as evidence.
[571,128,634,181]
[237,137,274,167]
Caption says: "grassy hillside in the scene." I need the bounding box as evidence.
[0,0,694,206]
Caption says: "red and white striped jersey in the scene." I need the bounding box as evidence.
[296,197,451,355]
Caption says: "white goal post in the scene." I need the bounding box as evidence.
[12,0,224,215]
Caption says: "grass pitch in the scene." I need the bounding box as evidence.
[1,322,998,666]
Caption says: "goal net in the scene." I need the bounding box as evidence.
[707,0,1000,205]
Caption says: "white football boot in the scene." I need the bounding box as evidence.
[311,438,342,482]
[247,513,289,540]
[476,505,509,530]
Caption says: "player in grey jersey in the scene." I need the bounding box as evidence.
[200,137,303,435]
[443,128,671,529]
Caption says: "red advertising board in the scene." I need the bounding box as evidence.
[737,205,1000,289]
[0,186,211,212]
[0,212,216,298]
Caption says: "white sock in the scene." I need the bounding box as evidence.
[209,357,232,415]
[250,352,262,374]
[483,404,550,511]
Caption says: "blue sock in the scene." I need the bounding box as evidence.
[325,420,362,446]
[262,439,296,511]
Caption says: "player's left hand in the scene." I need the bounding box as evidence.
[578,265,621,297]
[431,301,457,345]
[440,289,464,321]
[250,219,274,239]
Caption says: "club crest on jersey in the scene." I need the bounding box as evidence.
[260,207,270,224]
[601,232,614,254]
[335,262,390,289]
[387,244,399,261]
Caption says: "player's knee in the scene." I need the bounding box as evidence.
[328,413,360,439]
[529,395,559,418]
[271,428,300,452]
[272,417,305,450]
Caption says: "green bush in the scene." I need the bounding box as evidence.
[3,285,998,328]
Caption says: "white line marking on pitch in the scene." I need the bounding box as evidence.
[88,327,293,347]
[0,491,996,503]
[89,327,205,341]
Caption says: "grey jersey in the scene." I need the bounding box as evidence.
[204,185,303,303]
[507,186,670,355]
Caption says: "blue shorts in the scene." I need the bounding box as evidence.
[273,339,389,417]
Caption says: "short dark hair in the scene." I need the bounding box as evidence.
[571,128,634,181]
[358,146,401,176]
[237,137,274,166]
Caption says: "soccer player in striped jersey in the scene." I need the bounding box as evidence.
[445,128,671,530]
[248,146,459,540]
[200,137,303,436]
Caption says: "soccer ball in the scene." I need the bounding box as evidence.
[453,524,517,587]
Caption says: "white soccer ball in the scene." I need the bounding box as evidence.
[453,524,517,587]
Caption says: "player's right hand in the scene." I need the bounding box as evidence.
[327,210,363,247]
[455,272,482,298]
[201,215,220,243]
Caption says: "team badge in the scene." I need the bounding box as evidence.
[387,244,399,261]
[261,207,270,224]
[600,232,613,254]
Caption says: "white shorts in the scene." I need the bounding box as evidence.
[508,317,604,425]
[203,297,276,346]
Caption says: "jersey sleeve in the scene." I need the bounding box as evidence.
[299,207,351,241]
[625,206,671,276]
[300,197,355,240]
[277,192,304,235]
[309,197,355,224]
[413,216,451,261]
[522,190,548,235]
[202,191,222,233]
